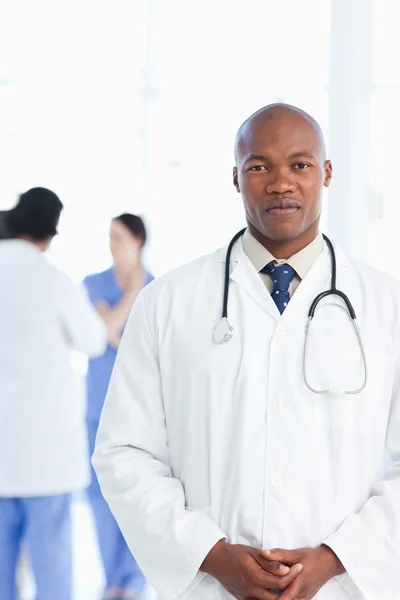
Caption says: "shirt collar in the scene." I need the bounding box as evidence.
[0,239,42,254]
[242,229,324,280]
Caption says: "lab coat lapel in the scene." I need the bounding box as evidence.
[279,242,347,322]
[219,241,279,319]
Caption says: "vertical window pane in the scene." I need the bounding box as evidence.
[368,89,400,276]
[372,0,400,85]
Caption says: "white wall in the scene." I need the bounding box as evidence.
[0,0,399,280]
[0,0,148,281]
[142,0,331,274]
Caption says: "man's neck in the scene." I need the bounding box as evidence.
[248,224,319,259]
[18,235,49,252]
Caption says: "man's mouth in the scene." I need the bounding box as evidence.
[266,199,300,219]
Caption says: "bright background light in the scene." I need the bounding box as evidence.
[1,1,398,597]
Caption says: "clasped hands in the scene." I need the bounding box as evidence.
[201,541,345,600]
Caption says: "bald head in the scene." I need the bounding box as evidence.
[234,103,326,164]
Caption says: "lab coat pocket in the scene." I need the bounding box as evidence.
[313,344,393,436]
[185,504,216,526]
[186,505,212,517]
[181,575,219,600]
[314,394,370,435]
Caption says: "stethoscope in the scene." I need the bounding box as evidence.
[213,228,368,395]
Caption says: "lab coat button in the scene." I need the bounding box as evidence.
[276,326,287,337]
[273,399,284,410]
[271,476,283,487]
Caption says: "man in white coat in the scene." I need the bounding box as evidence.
[0,188,107,600]
[93,105,400,599]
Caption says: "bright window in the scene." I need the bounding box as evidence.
[145,0,331,273]
[0,0,333,279]
[368,0,400,276]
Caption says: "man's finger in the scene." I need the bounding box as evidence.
[279,576,303,600]
[248,588,284,600]
[273,564,303,590]
[255,552,290,576]
[254,591,283,600]
[263,559,290,576]
[249,590,280,600]
[255,563,303,592]
[263,548,301,566]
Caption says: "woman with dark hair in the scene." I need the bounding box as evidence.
[83,214,153,600]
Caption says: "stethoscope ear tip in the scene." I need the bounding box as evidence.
[213,317,234,344]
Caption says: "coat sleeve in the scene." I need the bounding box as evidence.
[92,291,226,600]
[57,272,107,357]
[323,343,400,599]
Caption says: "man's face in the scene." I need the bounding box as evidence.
[233,112,332,244]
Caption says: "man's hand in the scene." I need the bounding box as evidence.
[201,541,303,600]
[95,301,121,348]
[96,300,110,320]
[262,545,345,600]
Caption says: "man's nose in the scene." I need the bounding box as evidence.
[266,169,296,194]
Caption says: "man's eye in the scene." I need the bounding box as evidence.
[294,162,310,170]
[250,165,267,172]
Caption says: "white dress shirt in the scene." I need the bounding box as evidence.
[242,228,324,294]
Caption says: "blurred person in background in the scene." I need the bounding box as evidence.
[83,213,153,600]
[0,188,107,600]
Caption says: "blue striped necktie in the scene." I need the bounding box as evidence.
[261,262,296,314]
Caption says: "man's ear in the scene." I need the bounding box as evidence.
[233,167,240,193]
[324,160,333,188]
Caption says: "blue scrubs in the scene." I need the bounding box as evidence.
[83,267,153,593]
[0,494,71,600]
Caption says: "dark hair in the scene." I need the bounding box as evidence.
[0,211,11,240]
[114,213,147,245]
[6,187,63,241]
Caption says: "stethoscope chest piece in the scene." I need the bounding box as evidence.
[213,317,234,345]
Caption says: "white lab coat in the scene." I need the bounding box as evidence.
[93,237,400,600]
[0,240,107,496]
